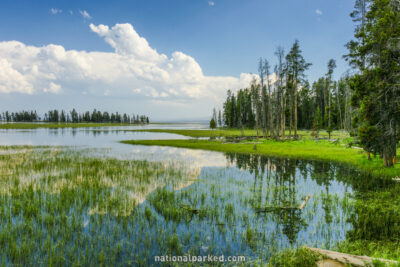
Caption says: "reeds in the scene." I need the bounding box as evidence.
[1,146,393,265]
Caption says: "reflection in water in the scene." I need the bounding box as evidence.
[1,125,394,265]
[0,123,205,147]
[224,154,355,247]
[131,153,361,264]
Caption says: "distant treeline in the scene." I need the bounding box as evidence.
[0,109,150,124]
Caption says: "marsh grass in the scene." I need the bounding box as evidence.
[267,247,323,267]
[0,146,199,265]
[1,145,397,266]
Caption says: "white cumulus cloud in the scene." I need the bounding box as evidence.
[315,9,323,15]
[0,23,260,103]
[0,58,34,94]
[43,82,61,94]
[208,1,215,6]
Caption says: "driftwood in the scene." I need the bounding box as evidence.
[256,194,311,213]
[308,247,399,267]
[298,194,311,210]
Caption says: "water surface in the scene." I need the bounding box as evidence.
[0,123,382,265]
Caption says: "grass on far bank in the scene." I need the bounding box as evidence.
[0,122,144,129]
[122,138,400,179]
[128,128,351,140]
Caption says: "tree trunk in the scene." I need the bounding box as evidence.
[337,87,343,130]
[267,79,274,138]
[240,120,245,137]
[275,89,281,140]
[294,79,298,138]
[281,86,286,140]
[328,89,331,131]
[261,85,267,138]
[289,90,293,138]
[383,145,395,167]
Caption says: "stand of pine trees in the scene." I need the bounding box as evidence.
[0,109,150,124]
[217,51,351,140]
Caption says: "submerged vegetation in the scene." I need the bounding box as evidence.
[0,146,199,265]
[4,145,395,265]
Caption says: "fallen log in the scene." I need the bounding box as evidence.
[255,206,298,213]
[308,247,399,267]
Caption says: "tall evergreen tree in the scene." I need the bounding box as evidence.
[347,0,400,166]
[259,58,268,138]
[275,46,286,140]
[286,40,312,138]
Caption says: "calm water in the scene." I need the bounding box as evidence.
[0,123,229,165]
[0,124,383,265]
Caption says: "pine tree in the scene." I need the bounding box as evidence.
[286,40,312,138]
[218,110,222,127]
[209,118,217,129]
[347,0,400,166]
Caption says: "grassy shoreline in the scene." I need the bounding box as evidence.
[121,129,400,179]
[0,122,147,129]
[126,128,351,139]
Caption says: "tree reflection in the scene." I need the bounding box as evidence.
[225,153,308,245]
[225,152,399,249]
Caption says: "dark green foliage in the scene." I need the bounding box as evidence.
[0,110,39,122]
[346,0,400,166]
[347,185,400,241]
[223,89,255,128]
[268,247,321,267]
[358,123,380,156]
[1,108,150,124]
[209,117,217,129]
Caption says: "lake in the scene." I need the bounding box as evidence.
[0,124,384,265]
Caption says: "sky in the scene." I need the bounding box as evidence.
[0,0,355,121]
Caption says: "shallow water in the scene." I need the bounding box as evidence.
[0,123,205,147]
[0,123,230,167]
[0,124,381,265]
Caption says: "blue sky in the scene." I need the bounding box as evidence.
[0,0,355,120]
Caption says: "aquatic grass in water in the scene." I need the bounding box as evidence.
[0,146,200,265]
[0,146,390,265]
